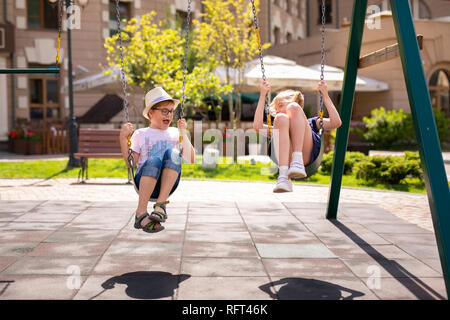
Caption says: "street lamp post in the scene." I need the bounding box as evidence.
[65,0,79,167]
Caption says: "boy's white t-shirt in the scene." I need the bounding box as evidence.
[130,127,179,168]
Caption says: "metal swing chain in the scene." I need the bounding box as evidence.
[178,0,192,151]
[114,0,134,172]
[115,0,130,127]
[180,0,192,121]
[55,0,64,66]
[250,0,271,137]
[319,0,326,133]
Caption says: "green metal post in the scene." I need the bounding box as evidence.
[390,0,450,298]
[0,68,60,74]
[326,0,367,220]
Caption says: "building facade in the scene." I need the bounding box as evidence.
[266,0,450,120]
[0,0,307,150]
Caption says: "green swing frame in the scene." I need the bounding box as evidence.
[326,0,450,297]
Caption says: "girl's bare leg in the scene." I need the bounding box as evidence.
[273,113,290,167]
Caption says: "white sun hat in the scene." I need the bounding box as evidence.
[142,87,179,119]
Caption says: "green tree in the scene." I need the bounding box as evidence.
[104,12,229,125]
[193,0,270,128]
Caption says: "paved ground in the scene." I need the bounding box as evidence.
[0,178,447,300]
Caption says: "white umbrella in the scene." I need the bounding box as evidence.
[244,55,389,92]
[308,64,389,92]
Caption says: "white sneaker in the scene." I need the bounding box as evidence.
[273,176,293,193]
[287,161,307,180]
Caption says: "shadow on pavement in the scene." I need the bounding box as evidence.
[91,271,190,300]
[331,220,446,300]
[259,278,365,300]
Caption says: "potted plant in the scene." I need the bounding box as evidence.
[10,130,28,154]
[25,130,44,155]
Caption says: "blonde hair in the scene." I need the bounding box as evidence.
[269,90,304,117]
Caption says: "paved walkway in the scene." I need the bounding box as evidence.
[0,178,447,300]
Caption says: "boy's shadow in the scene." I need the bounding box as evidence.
[260,278,365,300]
[93,271,190,300]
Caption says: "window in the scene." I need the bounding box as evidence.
[29,69,61,120]
[429,69,450,117]
[377,0,431,19]
[317,0,332,24]
[27,0,59,29]
[273,26,280,45]
[109,0,131,36]
[286,32,292,43]
[176,10,190,32]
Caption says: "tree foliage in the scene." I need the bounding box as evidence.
[104,12,230,122]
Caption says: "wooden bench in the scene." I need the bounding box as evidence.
[74,128,126,182]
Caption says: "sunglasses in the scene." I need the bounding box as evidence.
[152,108,175,116]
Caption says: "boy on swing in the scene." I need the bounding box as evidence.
[120,87,195,233]
[253,80,342,193]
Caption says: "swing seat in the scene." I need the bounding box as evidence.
[268,134,325,178]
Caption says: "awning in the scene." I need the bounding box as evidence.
[68,56,389,94]
[64,67,125,94]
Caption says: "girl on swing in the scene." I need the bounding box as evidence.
[253,80,342,193]
[120,87,195,233]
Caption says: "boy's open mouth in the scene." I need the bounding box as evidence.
[163,119,170,125]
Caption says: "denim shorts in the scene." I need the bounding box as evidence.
[134,147,182,199]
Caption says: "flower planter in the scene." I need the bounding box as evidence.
[28,140,44,155]
[13,139,28,155]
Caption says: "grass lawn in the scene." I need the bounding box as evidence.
[0,157,434,194]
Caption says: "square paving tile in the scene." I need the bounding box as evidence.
[237,201,287,210]
[0,221,66,231]
[0,230,53,243]
[0,257,18,273]
[181,258,266,277]
[185,231,253,244]
[2,256,99,276]
[0,201,43,214]
[0,275,85,299]
[314,230,391,245]
[250,231,320,244]
[44,228,119,243]
[262,258,355,278]
[0,242,39,257]
[186,221,247,232]
[0,212,27,222]
[364,223,431,234]
[183,242,259,258]
[270,276,379,300]
[360,277,447,300]
[379,233,438,245]
[93,255,181,275]
[103,241,182,257]
[393,243,441,260]
[14,212,79,223]
[177,276,274,300]
[189,201,236,208]
[326,244,416,260]
[27,242,110,257]
[256,243,336,259]
[116,229,185,243]
[74,273,180,300]
[341,258,443,278]
[188,207,240,215]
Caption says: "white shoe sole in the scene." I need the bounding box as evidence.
[273,185,293,193]
[288,169,307,180]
